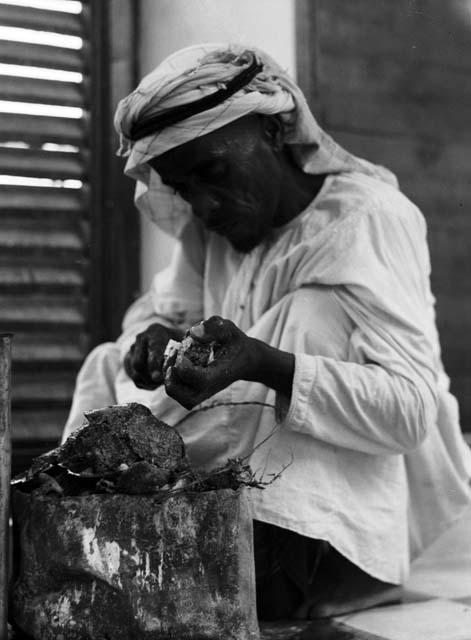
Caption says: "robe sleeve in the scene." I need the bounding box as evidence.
[282,345,437,456]
[276,189,439,456]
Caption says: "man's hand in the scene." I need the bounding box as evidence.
[124,323,184,390]
[164,316,258,410]
[164,315,295,410]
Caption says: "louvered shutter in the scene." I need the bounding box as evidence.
[0,0,91,471]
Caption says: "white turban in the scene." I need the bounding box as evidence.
[114,43,397,237]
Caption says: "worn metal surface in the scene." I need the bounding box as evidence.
[12,487,259,640]
[0,333,12,640]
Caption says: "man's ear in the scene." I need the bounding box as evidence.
[259,115,285,151]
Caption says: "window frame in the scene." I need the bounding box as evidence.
[89,0,140,346]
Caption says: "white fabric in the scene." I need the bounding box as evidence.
[114,43,397,237]
[64,172,471,584]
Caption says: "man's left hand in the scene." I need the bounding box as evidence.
[164,316,258,410]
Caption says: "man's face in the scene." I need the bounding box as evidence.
[149,115,283,253]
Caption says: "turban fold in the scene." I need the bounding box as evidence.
[114,43,397,237]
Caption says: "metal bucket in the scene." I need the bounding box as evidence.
[12,487,259,640]
[0,334,12,640]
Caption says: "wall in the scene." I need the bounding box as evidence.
[297,0,471,429]
[138,0,296,290]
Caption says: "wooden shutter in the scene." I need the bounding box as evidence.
[0,1,90,472]
[297,0,471,431]
[0,0,139,474]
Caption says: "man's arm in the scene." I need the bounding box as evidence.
[164,309,437,456]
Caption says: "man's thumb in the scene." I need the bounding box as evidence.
[190,316,233,343]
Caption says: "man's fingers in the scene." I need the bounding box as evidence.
[129,361,159,389]
[148,349,164,381]
[164,367,200,410]
[125,340,160,389]
[127,365,158,390]
[172,356,207,388]
[131,337,150,374]
[190,316,235,344]
[189,321,211,342]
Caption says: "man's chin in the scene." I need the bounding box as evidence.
[228,236,260,253]
[224,228,267,253]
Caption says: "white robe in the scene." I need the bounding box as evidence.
[64,172,471,584]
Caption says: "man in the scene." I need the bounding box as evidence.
[63,44,471,619]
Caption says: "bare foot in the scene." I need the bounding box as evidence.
[294,549,403,619]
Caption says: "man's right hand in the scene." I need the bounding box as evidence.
[124,323,184,390]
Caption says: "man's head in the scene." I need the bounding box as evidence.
[114,43,388,238]
[149,114,286,253]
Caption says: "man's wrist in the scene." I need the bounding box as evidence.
[244,338,295,398]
